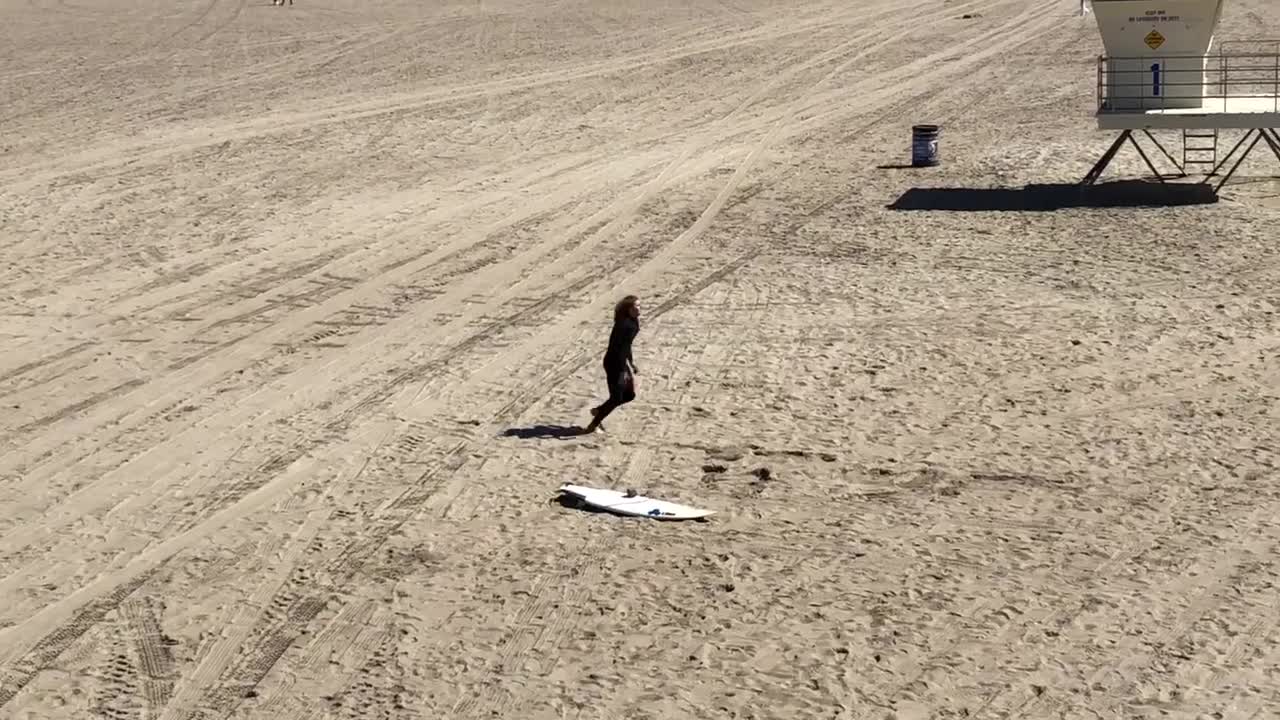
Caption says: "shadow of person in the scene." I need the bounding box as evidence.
[501,424,586,440]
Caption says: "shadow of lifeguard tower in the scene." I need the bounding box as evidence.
[1084,0,1280,193]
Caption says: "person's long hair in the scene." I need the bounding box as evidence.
[614,295,639,324]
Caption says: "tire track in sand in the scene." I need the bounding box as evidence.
[0,569,161,708]
[122,596,179,715]
[0,0,1049,707]
[0,0,1013,597]
[0,0,947,399]
[979,510,1277,718]
[423,0,1065,424]
[0,0,927,580]
[22,239,762,719]
[0,235,743,712]
[151,509,329,720]
[449,185,866,720]
[0,0,892,191]
[136,231,761,718]
[1,0,1039,583]
[91,629,142,720]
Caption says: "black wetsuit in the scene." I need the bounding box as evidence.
[592,317,639,425]
[603,317,638,372]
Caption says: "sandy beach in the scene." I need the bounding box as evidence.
[1,0,1279,717]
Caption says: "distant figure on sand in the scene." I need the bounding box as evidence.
[584,295,640,434]
[272,0,292,5]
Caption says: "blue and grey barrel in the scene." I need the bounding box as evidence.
[911,124,940,167]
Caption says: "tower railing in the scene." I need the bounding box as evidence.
[1096,48,1280,114]
[1218,39,1280,96]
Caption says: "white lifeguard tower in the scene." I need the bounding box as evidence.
[1083,0,1280,192]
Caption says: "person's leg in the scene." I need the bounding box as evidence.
[586,367,627,432]
[588,398,619,430]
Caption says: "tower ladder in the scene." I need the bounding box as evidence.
[1182,129,1219,174]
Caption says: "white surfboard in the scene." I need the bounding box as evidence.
[558,484,714,521]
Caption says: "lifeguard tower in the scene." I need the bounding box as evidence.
[1083,0,1280,192]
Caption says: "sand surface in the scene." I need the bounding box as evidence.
[2,0,1280,718]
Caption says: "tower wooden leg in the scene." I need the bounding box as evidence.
[1081,131,1130,186]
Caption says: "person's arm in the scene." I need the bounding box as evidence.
[628,324,638,373]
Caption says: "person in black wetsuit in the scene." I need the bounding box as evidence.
[584,295,640,434]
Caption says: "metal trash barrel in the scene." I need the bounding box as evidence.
[911,124,940,167]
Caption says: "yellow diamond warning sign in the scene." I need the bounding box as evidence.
[1145,30,1165,50]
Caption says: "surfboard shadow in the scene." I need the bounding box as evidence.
[501,424,586,440]
[550,494,613,514]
